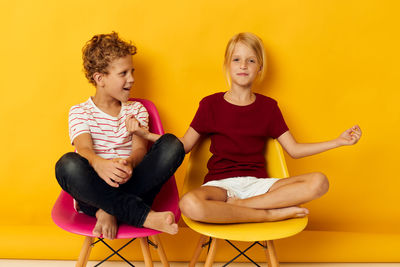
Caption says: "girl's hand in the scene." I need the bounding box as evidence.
[92,158,132,187]
[336,125,362,146]
[126,115,149,138]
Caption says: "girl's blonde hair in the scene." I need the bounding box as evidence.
[223,32,267,86]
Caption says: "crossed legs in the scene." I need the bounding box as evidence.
[55,134,185,238]
[179,172,329,224]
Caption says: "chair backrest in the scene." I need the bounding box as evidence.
[129,98,180,216]
[131,98,165,142]
[182,137,289,194]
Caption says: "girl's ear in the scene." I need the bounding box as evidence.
[93,72,104,86]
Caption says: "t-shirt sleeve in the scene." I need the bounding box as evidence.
[268,102,289,139]
[133,102,149,130]
[68,105,90,145]
[190,98,210,134]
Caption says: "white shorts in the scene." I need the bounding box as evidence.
[202,176,280,199]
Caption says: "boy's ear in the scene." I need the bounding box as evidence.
[93,72,104,86]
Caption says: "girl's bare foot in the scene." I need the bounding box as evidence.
[264,206,309,221]
[93,209,118,239]
[143,211,178,235]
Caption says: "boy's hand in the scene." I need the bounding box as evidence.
[92,158,132,187]
[126,115,149,138]
[112,158,133,184]
[336,125,362,146]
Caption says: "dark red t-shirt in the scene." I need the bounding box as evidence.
[190,92,288,183]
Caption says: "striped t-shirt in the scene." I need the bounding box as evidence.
[68,97,149,159]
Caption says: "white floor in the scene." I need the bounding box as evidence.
[0,260,399,267]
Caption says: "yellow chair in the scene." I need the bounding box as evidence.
[182,137,308,267]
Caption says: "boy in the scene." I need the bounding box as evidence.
[55,32,184,239]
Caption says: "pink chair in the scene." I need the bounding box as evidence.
[52,98,180,267]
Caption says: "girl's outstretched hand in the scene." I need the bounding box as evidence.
[336,125,362,146]
[126,115,149,138]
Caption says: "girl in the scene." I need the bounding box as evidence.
[126,32,362,224]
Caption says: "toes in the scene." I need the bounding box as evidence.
[104,226,117,240]
[166,212,175,225]
[92,225,102,238]
[294,207,309,218]
[105,228,111,239]
[171,223,178,235]
[167,223,178,235]
[111,227,117,239]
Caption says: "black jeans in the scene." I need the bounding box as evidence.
[55,134,185,227]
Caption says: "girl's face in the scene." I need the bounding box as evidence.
[229,42,261,89]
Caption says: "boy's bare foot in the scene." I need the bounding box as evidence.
[264,206,309,221]
[93,209,118,239]
[143,210,178,235]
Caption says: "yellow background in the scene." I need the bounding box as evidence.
[0,0,399,262]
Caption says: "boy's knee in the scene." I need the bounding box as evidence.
[309,172,329,197]
[159,133,185,161]
[179,193,206,221]
[55,152,88,184]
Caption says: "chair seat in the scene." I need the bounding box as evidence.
[182,215,307,242]
[52,190,163,239]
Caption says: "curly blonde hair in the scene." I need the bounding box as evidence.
[82,32,137,86]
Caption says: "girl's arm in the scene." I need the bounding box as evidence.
[112,134,148,184]
[277,125,362,159]
[74,133,132,187]
[180,127,201,153]
[126,116,201,153]
[124,134,148,169]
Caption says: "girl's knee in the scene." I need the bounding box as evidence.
[309,172,329,197]
[179,193,206,221]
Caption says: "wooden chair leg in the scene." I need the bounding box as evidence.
[76,236,94,267]
[204,238,218,267]
[150,235,169,267]
[189,235,208,267]
[140,237,154,267]
[264,240,279,267]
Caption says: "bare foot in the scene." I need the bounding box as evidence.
[93,209,118,239]
[263,206,309,221]
[143,210,178,235]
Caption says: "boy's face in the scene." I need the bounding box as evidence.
[100,55,135,103]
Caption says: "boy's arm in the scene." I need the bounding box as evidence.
[277,125,362,159]
[126,116,201,153]
[74,133,132,187]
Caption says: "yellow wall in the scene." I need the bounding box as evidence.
[0,0,399,261]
